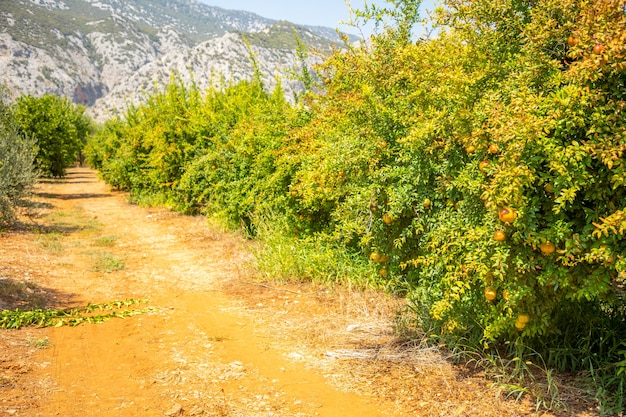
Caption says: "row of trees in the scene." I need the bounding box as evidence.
[0,91,91,225]
[33,0,626,411]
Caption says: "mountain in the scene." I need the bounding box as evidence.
[0,0,352,121]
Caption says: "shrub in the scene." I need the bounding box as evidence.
[0,90,37,226]
[86,1,626,408]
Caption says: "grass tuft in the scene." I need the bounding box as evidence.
[252,214,379,289]
[93,235,118,247]
[36,232,64,254]
[90,251,125,273]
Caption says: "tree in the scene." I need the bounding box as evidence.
[0,89,37,226]
[14,94,90,177]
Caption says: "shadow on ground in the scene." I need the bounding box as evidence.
[0,275,79,311]
[33,192,111,200]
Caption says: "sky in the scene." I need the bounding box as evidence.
[199,0,438,37]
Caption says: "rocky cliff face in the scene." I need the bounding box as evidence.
[0,0,349,121]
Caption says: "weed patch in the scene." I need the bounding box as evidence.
[92,235,117,247]
[89,251,125,273]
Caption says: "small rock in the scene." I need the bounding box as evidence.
[164,403,183,416]
[287,352,304,360]
[346,324,360,332]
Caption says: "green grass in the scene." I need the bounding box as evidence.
[90,251,125,273]
[93,235,118,247]
[46,209,102,232]
[36,232,64,254]
[26,337,51,349]
[252,213,379,289]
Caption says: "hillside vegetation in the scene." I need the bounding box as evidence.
[79,0,625,413]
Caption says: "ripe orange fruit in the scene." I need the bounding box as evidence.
[593,44,605,54]
[567,36,578,47]
[370,251,382,262]
[488,143,499,154]
[484,287,497,301]
[379,268,388,277]
[499,208,517,223]
[539,241,556,255]
[466,145,476,154]
[479,160,490,173]
[517,314,530,324]
[382,213,393,225]
[514,319,526,330]
[494,230,506,242]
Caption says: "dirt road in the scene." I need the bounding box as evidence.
[0,168,595,416]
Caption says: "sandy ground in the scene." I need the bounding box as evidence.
[0,168,600,416]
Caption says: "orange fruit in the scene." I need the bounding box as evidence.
[494,230,506,242]
[370,251,382,262]
[499,208,517,223]
[382,213,393,225]
[539,241,556,255]
[484,287,497,301]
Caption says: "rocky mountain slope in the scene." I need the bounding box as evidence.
[0,0,351,121]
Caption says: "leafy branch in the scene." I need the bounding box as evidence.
[0,299,156,329]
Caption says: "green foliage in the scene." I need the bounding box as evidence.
[89,72,299,232]
[0,90,38,226]
[253,213,380,288]
[90,251,125,273]
[86,0,626,410]
[14,94,90,177]
[0,299,154,329]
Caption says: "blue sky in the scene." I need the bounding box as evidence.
[199,0,438,36]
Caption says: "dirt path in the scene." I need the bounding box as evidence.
[0,168,597,416]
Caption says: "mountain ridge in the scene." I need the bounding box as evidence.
[0,0,353,121]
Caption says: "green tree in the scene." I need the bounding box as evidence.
[0,89,38,226]
[14,94,89,177]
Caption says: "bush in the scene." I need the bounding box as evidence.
[86,0,626,409]
[0,91,37,226]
